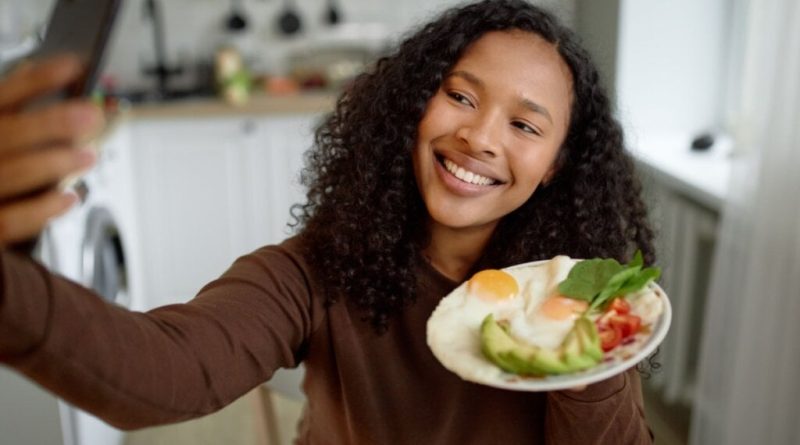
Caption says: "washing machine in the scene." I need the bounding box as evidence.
[34,120,145,445]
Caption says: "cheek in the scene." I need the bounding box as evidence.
[510,152,553,190]
[417,94,454,138]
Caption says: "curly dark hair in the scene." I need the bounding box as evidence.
[293,0,655,334]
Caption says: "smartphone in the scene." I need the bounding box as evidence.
[31,0,123,99]
[9,0,122,256]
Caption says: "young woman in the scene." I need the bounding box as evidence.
[0,1,654,443]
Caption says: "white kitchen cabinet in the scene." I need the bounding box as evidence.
[240,116,317,249]
[130,113,319,309]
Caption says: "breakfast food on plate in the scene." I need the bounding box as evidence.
[426,252,666,387]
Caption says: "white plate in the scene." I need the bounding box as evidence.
[426,259,672,392]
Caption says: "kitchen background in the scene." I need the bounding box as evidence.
[1,0,788,444]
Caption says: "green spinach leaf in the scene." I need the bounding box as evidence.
[557,250,661,311]
[557,258,623,301]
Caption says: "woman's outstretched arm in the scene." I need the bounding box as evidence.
[0,239,321,430]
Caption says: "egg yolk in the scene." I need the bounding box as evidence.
[539,296,589,320]
[468,269,519,301]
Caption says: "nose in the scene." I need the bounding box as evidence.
[455,110,504,158]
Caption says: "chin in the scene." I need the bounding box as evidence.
[426,204,501,232]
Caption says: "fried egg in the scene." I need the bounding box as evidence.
[462,269,524,319]
[425,269,527,382]
[504,256,588,349]
[507,294,588,349]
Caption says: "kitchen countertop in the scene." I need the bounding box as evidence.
[129,92,338,120]
[629,132,732,211]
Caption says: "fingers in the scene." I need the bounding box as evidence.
[0,55,99,248]
[0,145,97,199]
[0,54,84,111]
[0,101,105,154]
[0,189,78,247]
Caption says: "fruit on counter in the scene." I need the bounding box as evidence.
[264,75,300,95]
[215,47,253,106]
[480,314,602,376]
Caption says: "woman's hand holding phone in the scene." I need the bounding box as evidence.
[0,55,104,247]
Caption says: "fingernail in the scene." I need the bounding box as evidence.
[62,190,79,207]
[76,147,97,166]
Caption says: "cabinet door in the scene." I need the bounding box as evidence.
[131,117,247,308]
[241,115,320,249]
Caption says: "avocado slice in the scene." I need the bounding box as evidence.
[480,314,526,374]
[506,345,571,375]
[561,329,598,371]
[574,317,604,362]
[480,314,599,376]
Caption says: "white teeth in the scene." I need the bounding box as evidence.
[443,158,495,186]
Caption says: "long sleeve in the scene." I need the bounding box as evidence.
[0,240,323,430]
[544,368,654,444]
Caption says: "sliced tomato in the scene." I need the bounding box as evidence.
[608,297,631,315]
[609,314,641,338]
[598,325,623,352]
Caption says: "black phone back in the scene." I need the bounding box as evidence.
[33,0,123,97]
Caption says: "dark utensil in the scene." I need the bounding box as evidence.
[142,0,183,98]
[324,0,341,25]
[276,0,302,36]
[225,0,248,32]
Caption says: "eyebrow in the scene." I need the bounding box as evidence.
[448,70,553,124]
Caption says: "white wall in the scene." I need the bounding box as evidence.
[615,0,730,140]
[575,0,732,144]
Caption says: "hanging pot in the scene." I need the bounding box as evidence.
[225,0,249,32]
[276,0,302,36]
[324,0,341,26]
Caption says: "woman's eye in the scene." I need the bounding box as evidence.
[512,121,540,136]
[447,92,473,107]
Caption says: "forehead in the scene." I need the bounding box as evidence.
[450,30,574,120]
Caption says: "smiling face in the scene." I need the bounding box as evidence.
[413,30,573,237]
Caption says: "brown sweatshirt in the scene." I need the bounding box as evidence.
[0,236,653,444]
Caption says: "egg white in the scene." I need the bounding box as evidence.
[509,256,580,350]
